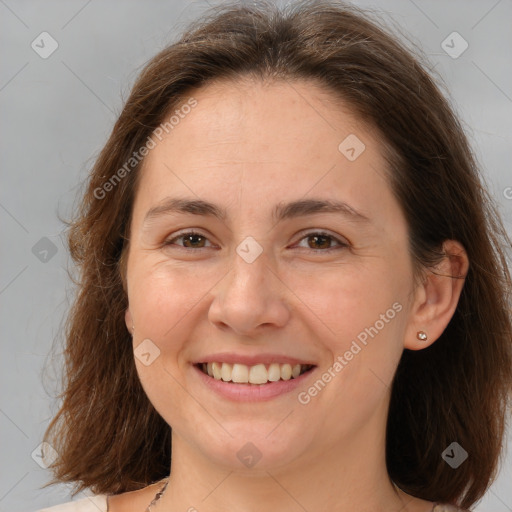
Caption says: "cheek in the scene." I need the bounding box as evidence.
[128,263,200,425]
[284,260,407,344]
[128,263,205,406]
[287,263,407,402]
[128,259,219,340]
[294,270,406,440]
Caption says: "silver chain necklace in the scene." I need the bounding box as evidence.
[145,477,170,511]
[142,478,439,511]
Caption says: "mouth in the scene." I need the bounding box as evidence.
[195,362,316,385]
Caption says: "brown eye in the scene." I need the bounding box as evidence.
[295,232,349,252]
[181,233,206,248]
[164,231,212,249]
[307,234,332,250]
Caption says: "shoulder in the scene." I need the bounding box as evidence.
[35,494,107,512]
[35,478,166,512]
[432,503,471,511]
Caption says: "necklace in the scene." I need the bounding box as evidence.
[145,477,170,511]
[144,478,416,511]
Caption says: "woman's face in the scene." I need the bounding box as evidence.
[124,79,419,471]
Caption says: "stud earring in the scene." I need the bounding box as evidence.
[132,323,135,337]
[416,331,427,341]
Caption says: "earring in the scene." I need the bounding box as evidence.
[416,331,427,341]
[131,323,135,337]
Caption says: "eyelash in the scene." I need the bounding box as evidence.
[163,230,349,253]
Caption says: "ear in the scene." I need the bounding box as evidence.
[125,308,133,336]
[404,240,469,350]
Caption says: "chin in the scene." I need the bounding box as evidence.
[194,428,311,473]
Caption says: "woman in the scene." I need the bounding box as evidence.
[36,0,512,511]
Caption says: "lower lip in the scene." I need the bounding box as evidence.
[192,364,316,402]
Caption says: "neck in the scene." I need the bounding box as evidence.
[155,421,425,512]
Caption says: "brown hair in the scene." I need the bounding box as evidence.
[42,0,512,508]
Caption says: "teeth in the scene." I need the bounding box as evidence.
[200,362,311,384]
[221,362,233,382]
[281,363,292,380]
[268,363,281,382]
[211,362,222,380]
[249,364,268,384]
[232,363,249,383]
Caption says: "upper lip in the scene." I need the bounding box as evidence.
[192,352,316,366]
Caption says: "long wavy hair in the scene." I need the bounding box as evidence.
[42,1,512,509]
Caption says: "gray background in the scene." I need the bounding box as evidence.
[1,0,511,511]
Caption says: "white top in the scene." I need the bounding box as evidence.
[36,495,108,512]
[35,495,466,512]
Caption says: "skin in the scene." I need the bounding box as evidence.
[109,78,468,512]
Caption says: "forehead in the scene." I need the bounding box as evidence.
[159,77,365,159]
[133,78,399,232]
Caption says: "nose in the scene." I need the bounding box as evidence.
[207,246,291,337]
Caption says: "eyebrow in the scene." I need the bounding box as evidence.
[143,197,371,225]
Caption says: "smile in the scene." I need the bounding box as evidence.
[197,362,315,385]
